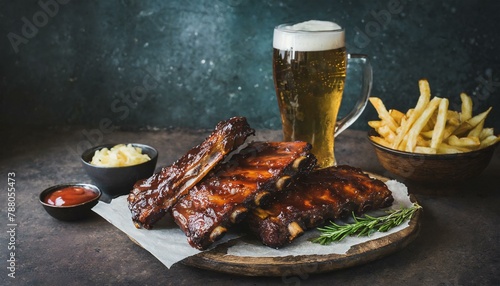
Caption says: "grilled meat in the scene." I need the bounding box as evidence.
[171,141,317,250]
[128,117,255,229]
[247,165,394,248]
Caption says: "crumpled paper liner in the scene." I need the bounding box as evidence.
[93,180,412,269]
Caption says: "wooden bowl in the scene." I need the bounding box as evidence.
[368,130,498,184]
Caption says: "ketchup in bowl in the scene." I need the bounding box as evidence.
[44,186,99,206]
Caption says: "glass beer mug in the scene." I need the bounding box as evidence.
[273,20,373,168]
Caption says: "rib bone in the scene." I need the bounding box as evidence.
[275,176,292,191]
[288,222,304,240]
[230,206,248,224]
[254,191,270,206]
[209,226,227,242]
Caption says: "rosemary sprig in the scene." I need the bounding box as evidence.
[312,203,422,245]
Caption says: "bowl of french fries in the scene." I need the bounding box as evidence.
[368,79,499,184]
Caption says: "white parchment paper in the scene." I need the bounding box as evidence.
[93,180,413,268]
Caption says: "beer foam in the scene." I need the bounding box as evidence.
[273,20,344,52]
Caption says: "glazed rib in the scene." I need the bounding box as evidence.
[128,117,255,229]
[171,141,317,250]
[247,165,394,248]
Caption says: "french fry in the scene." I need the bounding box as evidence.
[368,120,383,129]
[406,109,414,118]
[460,93,473,122]
[442,124,457,141]
[370,136,391,148]
[447,117,461,127]
[447,135,480,148]
[467,107,492,127]
[453,107,492,136]
[479,128,494,140]
[377,124,396,143]
[430,98,449,149]
[414,146,437,154]
[389,109,406,125]
[468,118,485,138]
[452,122,473,137]
[420,130,434,139]
[422,111,437,132]
[480,135,500,148]
[437,143,468,154]
[416,135,431,147]
[447,110,461,124]
[369,97,399,132]
[391,79,431,149]
[405,97,441,152]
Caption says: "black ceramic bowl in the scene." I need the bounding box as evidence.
[81,143,158,197]
[40,183,101,221]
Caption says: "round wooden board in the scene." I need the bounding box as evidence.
[182,174,422,277]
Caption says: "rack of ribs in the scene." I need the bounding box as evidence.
[128,117,255,229]
[171,141,317,250]
[247,165,394,248]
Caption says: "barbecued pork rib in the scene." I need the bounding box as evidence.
[128,117,255,229]
[247,165,394,248]
[171,141,317,250]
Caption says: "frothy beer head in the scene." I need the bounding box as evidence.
[273,20,345,52]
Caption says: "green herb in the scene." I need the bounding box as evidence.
[312,203,422,245]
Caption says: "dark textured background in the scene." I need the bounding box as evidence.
[1,0,499,132]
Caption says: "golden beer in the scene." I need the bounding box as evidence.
[273,21,347,167]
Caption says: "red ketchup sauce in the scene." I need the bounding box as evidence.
[45,186,98,206]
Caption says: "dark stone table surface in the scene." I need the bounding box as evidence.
[2,128,499,285]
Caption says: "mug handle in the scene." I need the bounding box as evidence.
[335,54,373,136]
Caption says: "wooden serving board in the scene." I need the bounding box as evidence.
[182,174,421,277]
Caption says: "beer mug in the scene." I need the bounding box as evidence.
[273,20,373,168]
